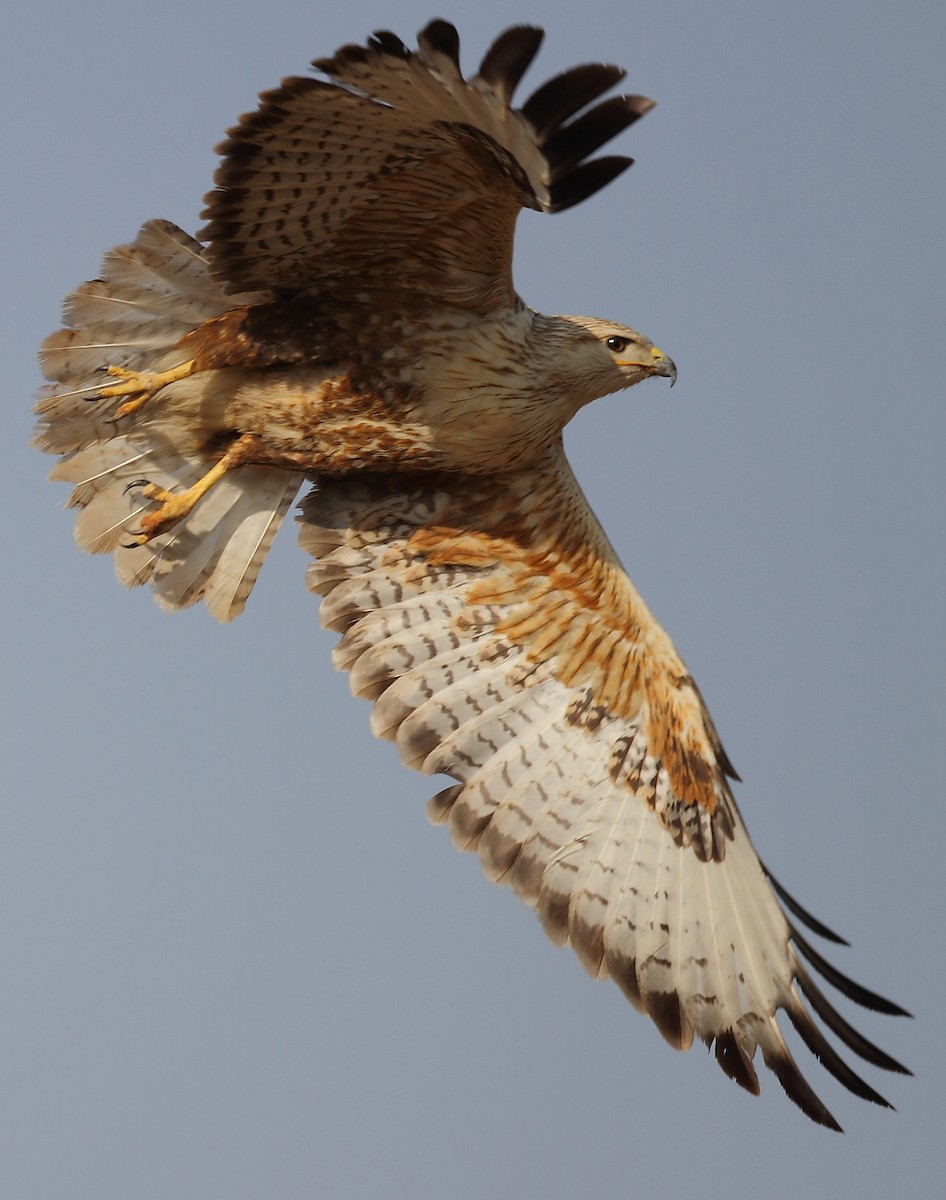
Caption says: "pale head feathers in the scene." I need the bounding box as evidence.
[410,308,676,471]
[537,313,676,404]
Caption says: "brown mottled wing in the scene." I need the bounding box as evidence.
[200,21,653,308]
[299,447,909,1130]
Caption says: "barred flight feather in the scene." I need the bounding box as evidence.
[300,464,909,1131]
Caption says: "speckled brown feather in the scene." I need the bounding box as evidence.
[200,21,651,303]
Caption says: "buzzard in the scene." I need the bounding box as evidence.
[34,21,908,1129]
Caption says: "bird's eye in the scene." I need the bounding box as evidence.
[606,335,630,353]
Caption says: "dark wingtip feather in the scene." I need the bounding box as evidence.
[763,865,849,945]
[763,1047,844,1132]
[713,1030,761,1095]
[548,156,633,212]
[368,29,410,58]
[417,19,461,67]
[785,1002,895,1110]
[545,96,652,180]
[477,26,544,103]
[791,924,913,1017]
[521,63,627,138]
[794,960,912,1076]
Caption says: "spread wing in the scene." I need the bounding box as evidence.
[200,20,653,309]
[299,447,909,1130]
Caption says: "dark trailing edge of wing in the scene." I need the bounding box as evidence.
[785,994,898,1110]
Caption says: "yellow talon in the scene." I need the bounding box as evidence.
[127,433,259,543]
[100,359,195,418]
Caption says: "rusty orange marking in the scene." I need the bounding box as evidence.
[406,466,721,812]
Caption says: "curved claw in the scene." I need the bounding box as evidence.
[123,478,152,496]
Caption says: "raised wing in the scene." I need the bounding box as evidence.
[200,21,653,309]
[299,447,909,1130]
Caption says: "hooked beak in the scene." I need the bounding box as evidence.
[649,347,677,386]
[618,345,677,386]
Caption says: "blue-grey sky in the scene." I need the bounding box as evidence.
[4,1,944,1196]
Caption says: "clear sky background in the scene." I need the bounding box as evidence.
[4,1,944,1197]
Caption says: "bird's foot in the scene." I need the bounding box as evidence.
[124,479,208,543]
[99,360,195,418]
[123,433,259,544]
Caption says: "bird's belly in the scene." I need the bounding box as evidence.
[149,365,441,473]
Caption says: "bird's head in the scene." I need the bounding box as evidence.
[408,309,677,472]
[544,314,676,409]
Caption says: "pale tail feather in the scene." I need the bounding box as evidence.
[35,219,301,621]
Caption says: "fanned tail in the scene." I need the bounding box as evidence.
[34,219,302,621]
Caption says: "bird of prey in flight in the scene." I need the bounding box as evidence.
[34,20,909,1130]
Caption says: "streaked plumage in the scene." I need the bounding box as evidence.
[34,21,908,1128]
